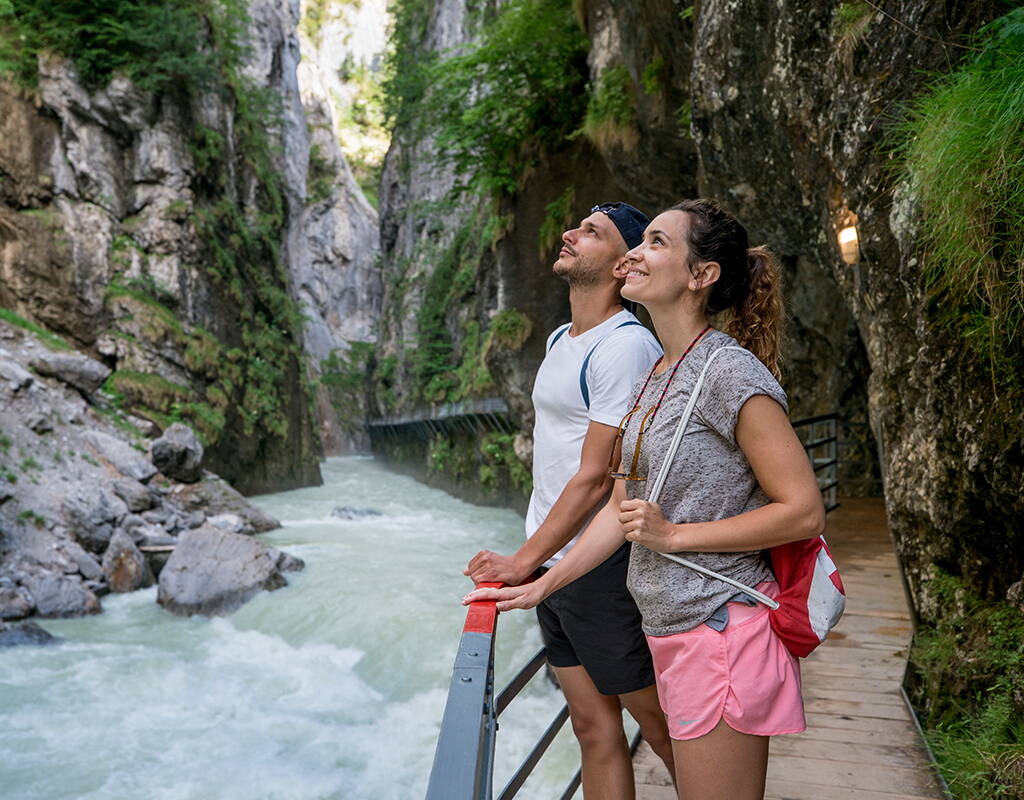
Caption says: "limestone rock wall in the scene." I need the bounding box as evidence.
[687,0,1020,607]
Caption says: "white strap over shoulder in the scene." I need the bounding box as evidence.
[646,345,780,610]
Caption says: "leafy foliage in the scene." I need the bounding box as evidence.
[0,0,216,96]
[895,7,1024,393]
[583,64,639,151]
[388,0,589,197]
[910,569,1024,798]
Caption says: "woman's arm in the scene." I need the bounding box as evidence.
[620,395,825,553]
[463,476,630,611]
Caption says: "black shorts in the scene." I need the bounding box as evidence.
[536,542,655,696]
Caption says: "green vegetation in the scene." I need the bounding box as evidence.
[306,141,335,205]
[0,0,218,96]
[641,55,667,95]
[895,8,1024,394]
[320,341,374,429]
[388,0,589,197]
[583,64,639,152]
[18,456,40,471]
[833,1,873,72]
[16,509,46,528]
[0,433,12,452]
[487,309,532,352]
[335,58,388,207]
[538,185,575,259]
[479,431,531,494]
[0,308,72,351]
[909,569,1024,798]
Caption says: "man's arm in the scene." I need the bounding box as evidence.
[464,420,619,585]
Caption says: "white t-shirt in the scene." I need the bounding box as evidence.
[526,309,663,567]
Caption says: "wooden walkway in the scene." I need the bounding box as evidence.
[633,497,946,800]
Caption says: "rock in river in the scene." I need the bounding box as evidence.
[157,526,304,617]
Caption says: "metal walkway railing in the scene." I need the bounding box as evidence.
[426,413,840,799]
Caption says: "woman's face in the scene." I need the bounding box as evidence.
[617,210,692,307]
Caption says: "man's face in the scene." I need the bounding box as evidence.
[552,212,627,287]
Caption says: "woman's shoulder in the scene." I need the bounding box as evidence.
[698,331,786,408]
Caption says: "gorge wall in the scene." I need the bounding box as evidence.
[0,0,382,490]
[373,1,1023,786]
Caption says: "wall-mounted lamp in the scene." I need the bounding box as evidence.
[838,225,860,265]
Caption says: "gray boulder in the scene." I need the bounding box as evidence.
[0,357,34,391]
[176,475,279,533]
[0,621,58,647]
[62,488,128,553]
[206,513,251,535]
[157,526,302,617]
[57,540,103,581]
[29,351,111,394]
[20,573,101,617]
[102,530,154,593]
[83,430,157,482]
[0,578,34,620]
[112,477,154,512]
[150,423,203,483]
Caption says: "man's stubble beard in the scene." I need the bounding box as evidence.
[554,252,606,288]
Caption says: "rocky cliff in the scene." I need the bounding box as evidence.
[0,0,383,487]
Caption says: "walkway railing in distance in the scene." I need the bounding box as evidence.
[793,413,839,511]
[427,412,841,799]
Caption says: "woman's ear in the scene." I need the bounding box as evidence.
[691,261,721,291]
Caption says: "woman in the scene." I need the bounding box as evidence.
[464,199,825,800]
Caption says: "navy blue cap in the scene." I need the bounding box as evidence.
[592,201,650,250]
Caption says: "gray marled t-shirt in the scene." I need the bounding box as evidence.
[621,330,786,636]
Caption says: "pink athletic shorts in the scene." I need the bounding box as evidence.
[646,581,806,741]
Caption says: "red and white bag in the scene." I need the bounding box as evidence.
[647,346,845,658]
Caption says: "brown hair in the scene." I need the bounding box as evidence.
[668,199,783,378]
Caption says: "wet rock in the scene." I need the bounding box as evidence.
[269,548,305,573]
[176,475,279,534]
[20,573,101,617]
[112,477,154,512]
[330,505,383,520]
[102,530,154,593]
[206,513,251,535]
[150,423,203,483]
[0,578,34,620]
[83,430,157,482]
[131,524,176,548]
[29,351,111,395]
[157,526,300,617]
[0,621,58,647]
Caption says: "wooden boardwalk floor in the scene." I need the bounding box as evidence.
[633,497,945,800]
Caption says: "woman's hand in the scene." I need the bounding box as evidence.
[463,582,545,612]
[619,499,678,552]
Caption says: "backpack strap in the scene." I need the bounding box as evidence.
[646,345,782,611]
[547,323,571,353]
[579,320,644,408]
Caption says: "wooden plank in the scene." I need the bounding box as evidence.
[765,778,940,800]
[767,754,940,795]
[770,736,930,769]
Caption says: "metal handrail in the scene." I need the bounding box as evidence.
[427,412,842,799]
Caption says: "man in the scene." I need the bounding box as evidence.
[465,202,674,799]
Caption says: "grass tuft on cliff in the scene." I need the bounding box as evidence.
[896,7,1024,394]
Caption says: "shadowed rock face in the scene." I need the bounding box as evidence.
[686,0,1021,608]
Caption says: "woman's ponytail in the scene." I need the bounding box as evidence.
[726,245,783,379]
[670,199,784,379]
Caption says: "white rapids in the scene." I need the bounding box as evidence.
[0,456,636,799]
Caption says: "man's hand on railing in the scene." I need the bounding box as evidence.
[463,549,532,586]
[463,582,545,613]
